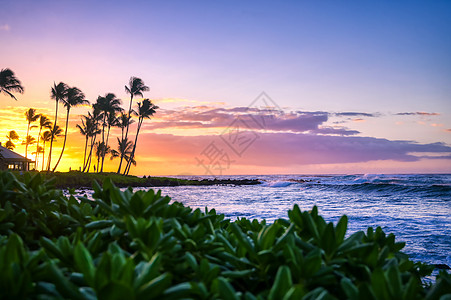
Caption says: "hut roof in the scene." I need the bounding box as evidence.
[0,144,33,162]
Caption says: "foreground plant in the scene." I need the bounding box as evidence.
[0,171,449,299]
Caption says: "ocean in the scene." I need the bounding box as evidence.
[78,174,451,270]
[145,174,451,269]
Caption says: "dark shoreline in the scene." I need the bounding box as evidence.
[25,171,261,189]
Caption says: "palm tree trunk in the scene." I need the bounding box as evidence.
[119,94,133,174]
[124,118,142,175]
[82,136,88,172]
[52,109,70,172]
[101,124,112,173]
[47,100,59,171]
[35,127,42,168]
[41,141,46,171]
[25,122,30,158]
[84,134,96,172]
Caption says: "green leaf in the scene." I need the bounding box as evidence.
[74,243,95,285]
[137,273,172,299]
[268,266,293,300]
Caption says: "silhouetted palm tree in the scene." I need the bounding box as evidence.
[83,108,102,172]
[22,136,36,156]
[5,130,19,150]
[24,108,39,158]
[52,87,89,172]
[118,112,134,142]
[119,77,149,174]
[48,82,68,171]
[124,99,158,175]
[94,93,122,172]
[0,68,24,100]
[112,137,135,173]
[41,126,63,171]
[35,115,52,168]
[40,131,52,171]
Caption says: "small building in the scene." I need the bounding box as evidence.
[0,143,35,171]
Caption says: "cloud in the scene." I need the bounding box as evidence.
[395,112,440,116]
[0,24,10,32]
[334,112,379,117]
[135,132,451,168]
[148,106,358,135]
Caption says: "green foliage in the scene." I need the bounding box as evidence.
[0,170,449,299]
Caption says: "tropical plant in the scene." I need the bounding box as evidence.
[40,131,52,171]
[41,126,63,171]
[0,172,450,299]
[47,82,68,171]
[124,99,158,175]
[35,115,52,168]
[81,109,102,173]
[24,108,39,158]
[21,136,36,156]
[93,93,122,173]
[52,87,88,172]
[119,77,149,174]
[0,68,24,100]
[5,130,19,150]
[112,137,135,173]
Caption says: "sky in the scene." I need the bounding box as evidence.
[1,0,450,175]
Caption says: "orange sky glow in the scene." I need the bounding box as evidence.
[1,1,450,175]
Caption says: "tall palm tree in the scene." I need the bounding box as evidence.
[22,136,36,156]
[24,108,39,158]
[76,116,90,172]
[94,93,122,172]
[32,146,44,168]
[0,68,24,100]
[52,87,88,172]
[47,82,68,171]
[35,115,52,168]
[124,99,158,175]
[40,131,52,171]
[5,130,19,150]
[83,108,102,172]
[41,126,63,171]
[119,77,149,174]
[118,112,134,142]
[112,137,134,173]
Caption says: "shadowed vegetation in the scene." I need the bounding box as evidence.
[0,171,449,299]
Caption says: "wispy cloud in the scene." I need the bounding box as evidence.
[136,132,451,168]
[0,24,10,32]
[335,112,379,117]
[149,106,358,135]
[395,112,440,116]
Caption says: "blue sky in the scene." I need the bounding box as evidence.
[1,0,450,174]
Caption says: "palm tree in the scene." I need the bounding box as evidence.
[22,136,36,156]
[24,108,39,158]
[32,146,44,167]
[35,115,52,168]
[52,87,89,172]
[40,131,52,171]
[119,77,149,174]
[94,93,122,172]
[124,99,158,175]
[47,82,68,171]
[0,68,24,100]
[82,109,102,172]
[41,126,63,171]
[112,137,135,173]
[5,130,19,150]
[76,116,90,172]
[118,112,134,142]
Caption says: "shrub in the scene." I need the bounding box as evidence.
[0,171,449,299]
